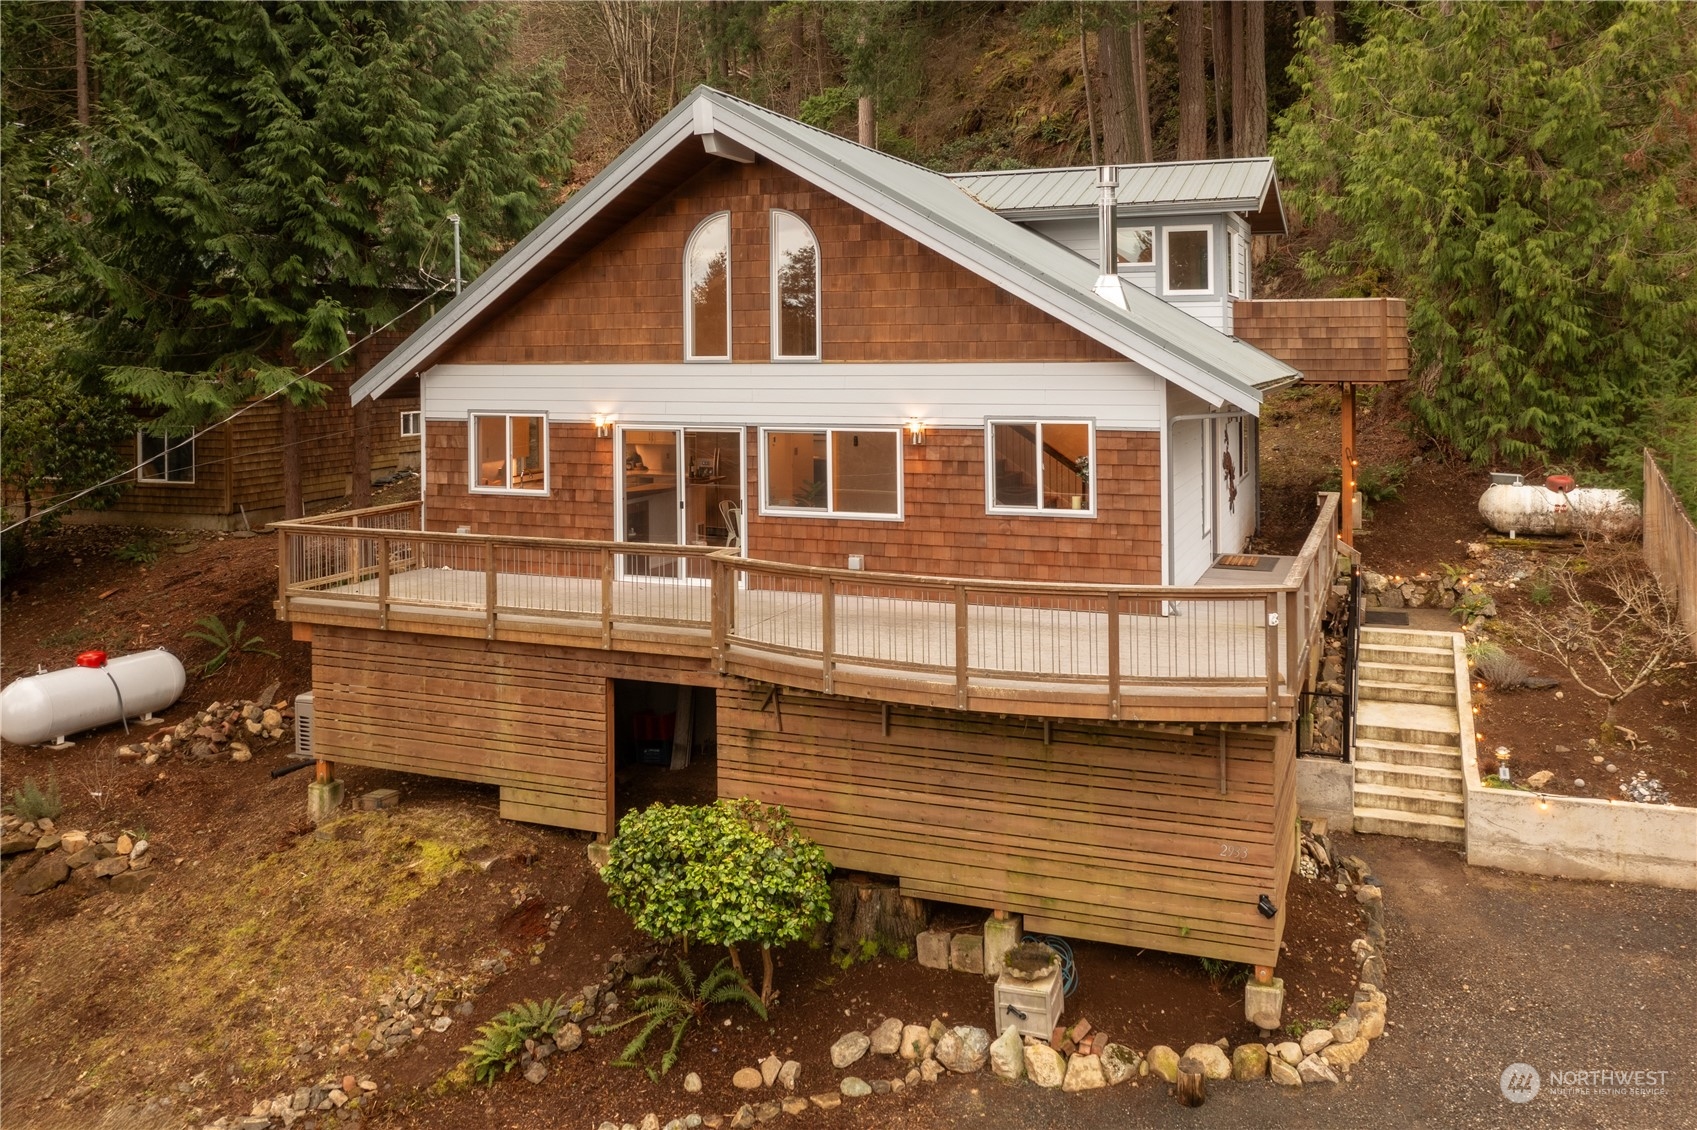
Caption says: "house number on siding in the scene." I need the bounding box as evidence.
[1218,843,1249,861]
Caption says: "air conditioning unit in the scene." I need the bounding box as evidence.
[293,692,315,760]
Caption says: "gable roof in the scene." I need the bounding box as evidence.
[352,87,1298,413]
[947,159,1287,235]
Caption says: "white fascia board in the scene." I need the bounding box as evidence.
[702,114,1252,414]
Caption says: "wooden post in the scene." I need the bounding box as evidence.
[1284,587,1299,696]
[275,523,290,613]
[600,548,614,649]
[954,585,970,708]
[1340,382,1356,547]
[820,576,835,695]
[1264,592,1281,713]
[484,540,498,640]
[1107,591,1122,720]
[710,558,727,672]
[1176,1056,1207,1106]
[376,534,389,630]
[315,759,336,784]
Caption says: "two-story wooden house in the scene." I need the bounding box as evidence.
[273,88,1402,972]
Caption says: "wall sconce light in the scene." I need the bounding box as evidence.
[594,414,613,438]
[907,418,926,446]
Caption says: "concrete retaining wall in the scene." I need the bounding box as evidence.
[1455,638,1697,889]
[1297,756,1355,825]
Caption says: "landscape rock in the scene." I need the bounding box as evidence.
[684,1072,702,1094]
[0,834,38,856]
[948,933,984,974]
[129,838,149,861]
[729,1105,756,1129]
[870,1017,904,1056]
[1023,1042,1066,1088]
[1322,1037,1370,1070]
[988,1026,1024,1081]
[58,830,89,855]
[777,1060,801,1091]
[1274,1041,1303,1064]
[1101,1044,1140,1085]
[919,1056,945,1084]
[1330,1014,1360,1044]
[1526,770,1555,789]
[760,1055,782,1087]
[1061,1054,1106,1092]
[116,834,134,855]
[916,929,951,970]
[780,1098,808,1116]
[65,844,111,869]
[1270,1058,1302,1087]
[838,1077,871,1098]
[556,1023,582,1052]
[753,1101,779,1122]
[732,1067,763,1091]
[869,1080,891,1095]
[640,1114,661,1130]
[34,833,61,853]
[523,1063,546,1085]
[1299,1029,1335,1056]
[898,1025,932,1062]
[111,870,156,895]
[1298,1055,1339,1085]
[1231,1043,1269,1080]
[934,1026,989,1074]
[807,1094,841,1111]
[829,1032,870,1070]
[90,856,130,879]
[1145,1045,1180,1083]
[17,855,70,896]
[1182,1043,1232,1081]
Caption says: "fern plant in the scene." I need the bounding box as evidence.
[183,614,278,675]
[590,958,766,1081]
[113,539,160,564]
[460,998,567,1086]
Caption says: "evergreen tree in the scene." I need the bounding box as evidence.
[1275,3,1697,466]
[57,1,579,433]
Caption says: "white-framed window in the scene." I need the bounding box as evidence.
[1163,225,1213,294]
[985,419,1095,515]
[1229,229,1248,299]
[400,410,421,437]
[770,211,820,361]
[470,413,547,493]
[761,427,901,520]
[1115,224,1155,270]
[684,212,731,361]
[137,428,195,484]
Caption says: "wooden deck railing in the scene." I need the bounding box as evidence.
[274,494,1340,723]
[1644,449,1697,651]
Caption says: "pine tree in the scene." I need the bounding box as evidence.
[53,2,579,508]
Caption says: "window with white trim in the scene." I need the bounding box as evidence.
[1114,224,1155,269]
[685,213,731,360]
[986,420,1094,514]
[1164,225,1212,294]
[471,413,547,492]
[137,429,194,484]
[771,211,820,360]
[763,428,900,518]
[400,410,421,437]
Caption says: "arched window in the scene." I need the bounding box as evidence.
[770,211,819,361]
[685,213,730,360]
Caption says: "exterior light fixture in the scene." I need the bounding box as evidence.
[594,414,613,438]
[1257,894,1278,919]
[907,418,926,446]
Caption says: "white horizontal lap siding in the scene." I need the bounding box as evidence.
[421,363,1166,430]
[1165,298,1227,333]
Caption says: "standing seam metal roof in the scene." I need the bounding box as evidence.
[948,158,1277,213]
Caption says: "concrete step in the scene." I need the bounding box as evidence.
[1354,737,1464,770]
[1353,805,1466,844]
[1360,626,1459,648]
[1357,679,1457,708]
[1355,759,1465,793]
[1358,660,1454,688]
[1353,782,1465,820]
[1355,700,1461,749]
[1357,642,1455,670]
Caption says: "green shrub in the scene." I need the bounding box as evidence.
[591,957,765,1081]
[4,775,62,821]
[183,614,278,675]
[114,539,160,564]
[602,799,832,1005]
[459,998,566,1086]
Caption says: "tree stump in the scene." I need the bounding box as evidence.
[1176,1056,1207,1107]
[828,875,929,958]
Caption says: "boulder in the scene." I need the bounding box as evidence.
[1299,1029,1334,1056]
[1322,1037,1370,1070]
[988,1026,1023,1081]
[1181,1043,1232,1081]
[1298,1055,1339,1085]
[1330,1014,1360,1045]
[65,844,111,869]
[556,1023,583,1053]
[1022,1043,1066,1088]
[760,1055,782,1087]
[1231,1043,1269,1080]
[949,933,984,975]
[1061,1054,1106,1092]
[1145,1045,1180,1083]
[870,1017,904,1056]
[90,856,130,879]
[898,1025,932,1062]
[838,1077,871,1098]
[115,833,134,856]
[1275,1041,1303,1064]
[1101,1044,1140,1085]
[1270,1058,1302,1087]
[777,1060,801,1091]
[934,1026,989,1074]
[916,930,951,970]
[0,834,37,856]
[829,1032,870,1070]
[16,855,70,896]
[58,830,90,855]
[110,870,156,896]
[1527,770,1555,790]
[1354,1004,1386,1041]
[732,1068,763,1091]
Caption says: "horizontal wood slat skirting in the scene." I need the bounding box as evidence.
[1232,297,1408,385]
[719,684,1294,966]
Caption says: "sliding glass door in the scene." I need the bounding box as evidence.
[619,428,743,579]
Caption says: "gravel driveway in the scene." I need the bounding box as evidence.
[884,832,1695,1129]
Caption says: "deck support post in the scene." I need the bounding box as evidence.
[307,758,342,824]
[1340,382,1356,547]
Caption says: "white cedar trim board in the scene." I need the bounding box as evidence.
[1167,388,1216,587]
[420,362,1166,430]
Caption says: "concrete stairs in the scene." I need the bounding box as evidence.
[1352,627,1466,843]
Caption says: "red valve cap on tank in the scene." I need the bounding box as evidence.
[74,649,109,668]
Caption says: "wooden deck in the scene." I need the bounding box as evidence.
[275,496,1340,724]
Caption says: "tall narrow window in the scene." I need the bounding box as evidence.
[1164,226,1212,294]
[771,211,819,360]
[987,421,1094,514]
[685,213,730,360]
[472,413,547,492]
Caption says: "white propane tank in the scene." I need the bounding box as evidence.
[1478,479,1640,539]
[0,650,187,745]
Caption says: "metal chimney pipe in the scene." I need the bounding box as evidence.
[1097,165,1119,276]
